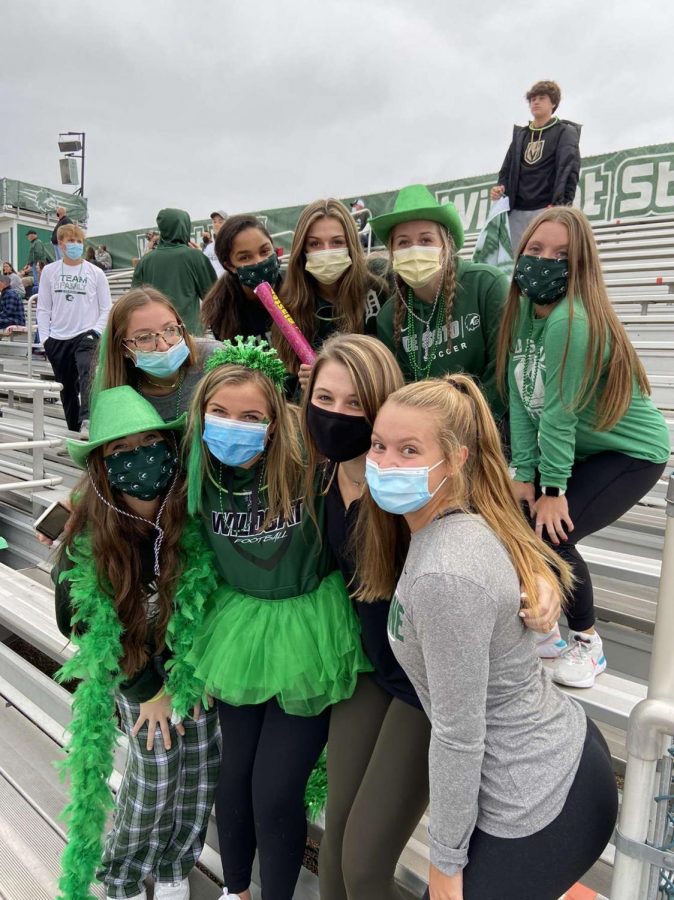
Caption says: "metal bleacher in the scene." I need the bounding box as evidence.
[0,214,673,898]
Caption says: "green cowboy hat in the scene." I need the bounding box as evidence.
[66,385,186,468]
[370,184,465,250]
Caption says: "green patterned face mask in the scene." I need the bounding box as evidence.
[105,440,177,500]
[515,255,568,305]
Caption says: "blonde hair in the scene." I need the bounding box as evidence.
[184,364,304,526]
[96,287,197,391]
[388,222,458,349]
[496,206,650,430]
[300,333,405,514]
[276,199,385,372]
[57,223,85,243]
[355,374,572,606]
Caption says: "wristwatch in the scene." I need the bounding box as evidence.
[541,486,566,497]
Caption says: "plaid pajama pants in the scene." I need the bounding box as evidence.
[98,693,221,899]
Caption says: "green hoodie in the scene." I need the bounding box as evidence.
[509,296,671,489]
[202,458,334,600]
[132,208,216,335]
[28,237,49,265]
[377,258,508,418]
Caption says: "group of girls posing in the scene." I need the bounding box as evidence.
[51,190,669,900]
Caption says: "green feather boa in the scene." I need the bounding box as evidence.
[54,517,217,900]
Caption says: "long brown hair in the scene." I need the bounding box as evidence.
[201,215,276,340]
[97,287,197,391]
[184,364,304,526]
[496,206,650,430]
[275,199,384,372]
[355,375,572,607]
[60,435,186,677]
[388,222,459,349]
[300,333,405,520]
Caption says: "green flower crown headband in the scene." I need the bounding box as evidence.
[187,336,285,515]
[204,335,286,391]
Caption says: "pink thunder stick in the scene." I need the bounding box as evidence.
[254,281,317,365]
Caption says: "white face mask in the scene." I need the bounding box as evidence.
[304,248,352,285]
[392,245,443,290]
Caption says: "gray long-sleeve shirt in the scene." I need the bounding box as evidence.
[389,512,586,875]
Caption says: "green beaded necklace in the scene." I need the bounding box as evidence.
[405,286,445,381]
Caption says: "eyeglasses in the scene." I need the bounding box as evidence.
[123,324,184,351]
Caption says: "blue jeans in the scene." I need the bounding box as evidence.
[52,243,62,260]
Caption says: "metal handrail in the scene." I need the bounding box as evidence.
[0,378,64,489]
[612,475,674,898]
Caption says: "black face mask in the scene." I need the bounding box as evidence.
[307,403,373,463]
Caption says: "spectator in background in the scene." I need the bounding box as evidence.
[96,244,113,270]
[2,262,26,298]
[26,229,49,288]
[51,206,73,260]
[85,246,105,269]
[143,230,159,255]
[37,223,112,433]
[0,274,26,330]
[351,198,372,250]
[132,208,216,335]
[490,80,581,252]
[203,209,227,277]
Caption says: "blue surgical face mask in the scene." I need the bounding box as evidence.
[65,242,84,260]
[365,458,447,514]
[203,413,268,468]
[133,338,190,378]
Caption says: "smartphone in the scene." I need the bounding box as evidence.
[34,500,71,541]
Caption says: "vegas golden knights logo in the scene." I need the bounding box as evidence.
[525,138,544,165]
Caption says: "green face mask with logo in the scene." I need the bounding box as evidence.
[105,440,177,500]
[515,255,568,305]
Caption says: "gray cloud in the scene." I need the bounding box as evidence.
[2,0,672,233]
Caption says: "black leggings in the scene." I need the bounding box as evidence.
[423,718,618,900]
[215,698,329,899]
[536,451,666,631]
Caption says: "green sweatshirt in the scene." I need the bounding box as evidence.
[202,458,334,600]
[132,209,216,335]
[509,296,671,489]
[377,258,508,418]
[28,238,49,265]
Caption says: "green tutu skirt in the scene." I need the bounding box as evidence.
[187,570,372,716]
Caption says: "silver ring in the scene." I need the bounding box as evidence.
[170,712,183,727]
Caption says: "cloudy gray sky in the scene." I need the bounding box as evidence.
[3,0,673,235]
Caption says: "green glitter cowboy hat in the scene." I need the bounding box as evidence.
[66,385,186,468]
[370,184,465,250]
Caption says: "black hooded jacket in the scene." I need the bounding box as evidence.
[498,119,582,208]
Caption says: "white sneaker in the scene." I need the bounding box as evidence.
[219,890,241,899]
[154,879,190,899]
[533,623,568,658]
[552,631,606,688]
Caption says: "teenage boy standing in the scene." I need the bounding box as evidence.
[491,80,581,250]
[37,223,112,433]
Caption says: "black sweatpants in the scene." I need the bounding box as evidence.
[423,718,618,900]
[44,330,98,431]
[320,674,430,900]
[536,451,666,631]
[215,698,329,899]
